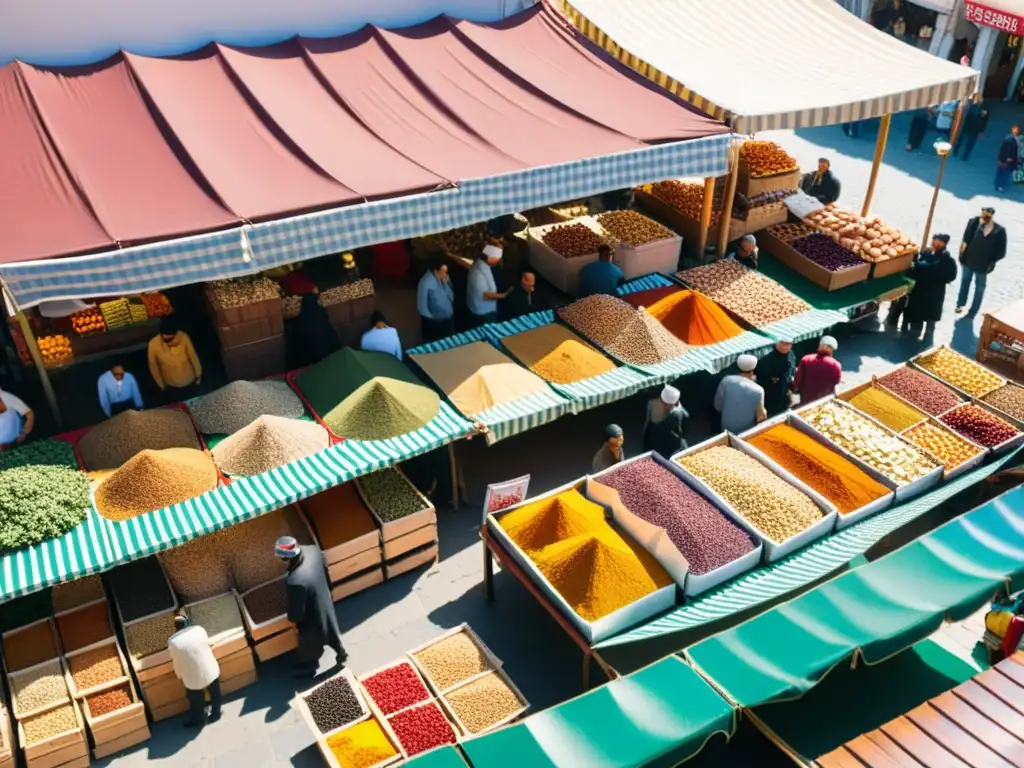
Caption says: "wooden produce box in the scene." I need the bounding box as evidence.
[9,658,71,720]
[63,638,131,699]
[18,697,87,768]
[384,542,439,580]
[239,576,298,662]
[221,333,286,381]
[293,667,370,740]
[123,607,177,684]
[297,490,385,585]
[78,676,149,760]
[737,165,800,198]
[633,188,743,258]
[330,567,385,603]
[382,523,438,562]
[109,557,178,632]
[218,646,258,695]
[439,666,530,738]
[324,294,375,326]
[407,624,502,696]
[356,467,437,544]
[868,250,915,278]
[210,295,283,329]
[54,598,115,655]
[138,672,187,723]
[741,201,790,232]
[2,618,60,673]
[526,217,605,296]
[759,230,869,291]
[216,312,285,348]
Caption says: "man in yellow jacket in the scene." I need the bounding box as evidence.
[148,316,202,401]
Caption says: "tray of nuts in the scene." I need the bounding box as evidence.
[407,624,502,695]
[910,345,1006,400]
[900,417,987,481]
[440,667,529,737]
[527,217,610,295]
[293,667,370,737]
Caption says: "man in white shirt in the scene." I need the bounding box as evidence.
[360,312,402,360]
[714,354,767,434]
[466,242,511,327]
[0,390,33,449]
[167,615,221,728]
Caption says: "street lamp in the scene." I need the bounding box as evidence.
[921,139,953,248]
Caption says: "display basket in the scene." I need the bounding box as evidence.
[672,434,838,561]
[586,451,763,597]
[406,624,503,696]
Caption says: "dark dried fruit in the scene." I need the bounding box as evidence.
[878,367,963,416]
[387,701,457,756]
[304,675,363,735]
[940,404,1019,448]
[541,223,608,259]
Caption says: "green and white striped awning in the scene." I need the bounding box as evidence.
[408,328,573,444]
[0,402,472,603]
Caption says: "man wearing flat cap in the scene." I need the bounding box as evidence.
[714,354,767,434]
[592,424,625,473]
[643,384,689,458]
[276,536,346,677]
[904,234,957,345]
[957,207,1006,317]
[756,338,796,416]
[793,336,842,405]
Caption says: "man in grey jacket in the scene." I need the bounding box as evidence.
[276,536,347,678]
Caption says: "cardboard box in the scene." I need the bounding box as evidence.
[869,250,915,278]
[737,166,801,198]
[221,334,286,381]
[526,217,606,295]
[759,230,869,292]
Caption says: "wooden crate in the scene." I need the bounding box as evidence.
[384,542,439,580]
[440,667,530,738]
[382,523,438,561]
[123,606,177,680]
[293,668,369,739]
[239,576,292,643]
[110,558,177,631]
[2,618,60,673]
[53,598,114,654]
[210,631,249,661]
[869,250,915,278]
[148,698,189,723]
[298,489,383,567]
[183,592,248,653]
[406,624,503,696]
[737,165,801,198]
[18,696,86,768]
[328,547,384,584]
[314,719,402,768]
[218,646,257,683]
[221,668,258,696]
[139,672,186,714]
[91,724,149,760]
[254,628,299,663]
[63,637,130,698]
[759,230,870,291]
[356,467,437,542]
[331,567,385,603]
[9,658,71,719]
[79,677,149,759]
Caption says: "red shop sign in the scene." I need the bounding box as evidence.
[965,0,1024,34]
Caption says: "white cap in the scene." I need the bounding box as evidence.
[820,335,838,350]
[737,354,757,372]
[661,385,680,405]
[483,243,503,261]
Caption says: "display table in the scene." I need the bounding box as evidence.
[978,298,1024,383]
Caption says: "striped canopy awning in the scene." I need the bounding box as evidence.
[553,0,979,133]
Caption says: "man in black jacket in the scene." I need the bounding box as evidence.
[277,536,346,677]
[756,338,796,416]
[996,125,1020,192]
[904,234,957,345]
[957,207,1007,317]
[800,158,841,204]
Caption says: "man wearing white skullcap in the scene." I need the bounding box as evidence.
[792,335,842,405]
[643,384,689,457]
[467,240,512,328]
[714,354,767,434]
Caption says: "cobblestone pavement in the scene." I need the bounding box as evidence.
[102,104,1024,768]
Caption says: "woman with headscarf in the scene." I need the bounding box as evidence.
[295,292,339,367]
[903,234,957,345]
[726,235,759,270]
[643,384,689,458]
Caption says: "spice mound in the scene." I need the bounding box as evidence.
[0,439,77,471]
[916,347,1003,397]
[357,468,427,522]
[598,458,756,574]
[57,601,112,652]
[3,620,58,671]
[78,408,200,471]
[388,701,457,757]
[326,718,397,768]
[677,261,809,327]
[412,341,550,416]
[0,465,89,549]
[361,662,430,715]
[877,367,963,416]
[86,684,133,718]
[500,490,672,621]
[12,659,69,713]
[748,425,890,515]
[848,386,926,432]
[983,383,1024,421]
[304,674,363,734]
[297,348,439,440]
[125,613,176,660]
[68,644,123,692]
[301,482,377,547]
[413,631,492,691]
[801,401,938,484]
[445,671,522,734]
[941,404,1019,448]
[22,705,77,745]
[189,380,305,435]
[502,324,615,384]
[643,288,745,346]
[558,295,688,365]
[677,446,823,543]
[903,421,983,471]
[213,415,328,475]
[95,448,218,520]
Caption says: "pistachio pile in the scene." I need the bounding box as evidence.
[596,211,673,246]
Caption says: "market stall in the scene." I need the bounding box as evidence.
[978,297,1024,385]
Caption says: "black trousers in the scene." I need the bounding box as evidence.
[421,316,454,344]
[185,679,221,724]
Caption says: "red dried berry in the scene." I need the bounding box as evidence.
[362,663,430,715]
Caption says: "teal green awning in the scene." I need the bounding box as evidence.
[462,656,734,768]
[685,484,1024,708]
[402,746,468,768]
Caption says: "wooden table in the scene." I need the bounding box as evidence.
[480,525,618,689]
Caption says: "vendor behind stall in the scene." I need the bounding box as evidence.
[417,259,455,343]
[0,389,33,448]
[726,234,759,270]
[97,364,143,417]
[148,316,202,400]
[502,270,545,320]
[643,384,688,457]
[360,312,402,360]
[467,242,511,328]
[592,423,625,472]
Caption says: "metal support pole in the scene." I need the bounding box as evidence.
[716,141,742,257]
[861,113,892,216]
[0,278,62,430]
[697,177,716,258]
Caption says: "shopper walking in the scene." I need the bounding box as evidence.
[416,259,455,343]
[953,93,985,160]
[800,158,841,204]
[714,355,767,434]
[957,207,1007,317]
[756,339,796,416]
[168,615,221,729]
[592,424,625,473]
[276,536,346,678]
[97,364,144,417]
[466,242,510,328]
[903,234,957,345]
[643,385,688,458]
[792,336,842,405]
[996,125,1020,192]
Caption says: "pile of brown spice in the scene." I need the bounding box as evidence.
[95,448,218,520]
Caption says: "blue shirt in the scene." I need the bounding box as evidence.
[360,326,402,360]
[416,271,454,320]
[0,390,29,445]
[577,260,624,298]
[714,375,765,434]
[97,371,143,417]
[467,259,498,317]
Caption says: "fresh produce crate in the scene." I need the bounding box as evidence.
[239,575,297,661]
[137,672,187,722]
[672,433,839,561]
[209,295,283,329]
[77,676,148,760]
[526,217,607,295]
[63,638,130,699]
[314,716,403,768]
[327,547,384,585]
[439,667,529,737]
[737,165,800,198]
[53,598,115,654]
[759,230,869,291]
[1,618,60,673]
[330,566,385,603]
[9,658,71,719]
[868,250,914,278]
[17,695,87,768]
[384,542,438,581]
[254,628,298,664]
[406,625,502,696]
[218,646,258,695]
[356,467,437,543]
[181,592,248,656]
[613,234,682,280]
[123,608,177,682]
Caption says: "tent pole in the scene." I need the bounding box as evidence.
[716,141,741,257]
[0,278,62,431]
[861,113,892,216]
[922,103,964,248]
[449,441,460,511]
[697,177,716,260]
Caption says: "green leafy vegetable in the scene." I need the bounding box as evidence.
[0,466,89,549]
[0,440,78,472]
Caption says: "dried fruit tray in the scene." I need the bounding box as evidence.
[910,345,1007,401]
[899,415,988,481]
[527,217,607,295]
[292,667,371,738]
[357,659,434,714]
[587,451,763,596]
[673,433,838,561]
[486,480,676,644]
[938,401,1024,457]
[758,230,870,292]
[406,624,503,695]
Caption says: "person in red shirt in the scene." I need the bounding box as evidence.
[792,335,842,405]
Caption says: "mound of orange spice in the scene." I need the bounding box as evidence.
[624,287,744,345]
[747,424,890,515]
